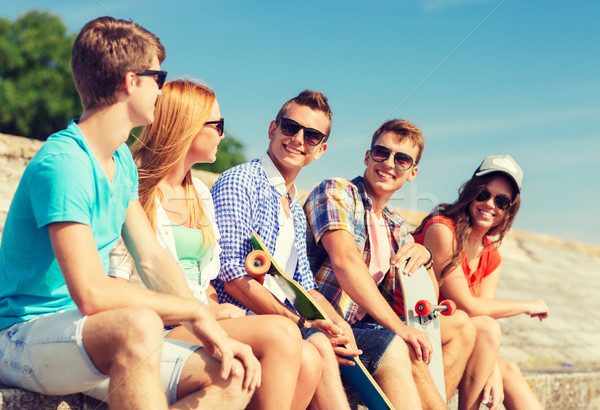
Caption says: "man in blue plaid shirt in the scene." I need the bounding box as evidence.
[212,92,421,408]
[304,119,478,408]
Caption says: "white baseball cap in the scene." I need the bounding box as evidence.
[473,155,523,193]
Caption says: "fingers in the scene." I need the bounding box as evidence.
[332,346,361,366]
[393,243,430,275]
[232,341,261,390]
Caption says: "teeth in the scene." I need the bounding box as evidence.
[376,170,394,179]
[479,209,493,217]
[285,145,303,155]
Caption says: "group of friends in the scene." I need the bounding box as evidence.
[0,16,550,410]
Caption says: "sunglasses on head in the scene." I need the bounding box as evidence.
[204,118,225,136]
[475,188,512,210]
[369,145,415,171]
[135,70,167,89]
[278,117,327,146]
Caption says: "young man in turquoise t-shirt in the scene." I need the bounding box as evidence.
[0,17,258,409]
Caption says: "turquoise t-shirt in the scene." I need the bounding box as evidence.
[0,120,138,330]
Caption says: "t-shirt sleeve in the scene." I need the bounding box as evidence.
[304,179,358,245]
[30,153,93,228]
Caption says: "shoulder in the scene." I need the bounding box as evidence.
[213,159,263,191]
[307,177,357,203]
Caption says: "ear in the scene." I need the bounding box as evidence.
[268,120,277,141]
[123,72,137,95]
[406,164,419,182]
[312,142,328,160]
[364,150,370,167]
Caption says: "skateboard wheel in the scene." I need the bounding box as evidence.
[415,300,433,316]
[245,250,270,284]
[440,300,456,316]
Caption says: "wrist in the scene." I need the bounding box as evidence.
[297,315,306,329]
[423,246,433,270]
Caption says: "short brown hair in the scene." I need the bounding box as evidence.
[71,16,166,110]
[371,119,425,164]
[275,90,333,138]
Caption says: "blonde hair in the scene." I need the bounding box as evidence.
[71,16,166,110]
[131,79,216,250]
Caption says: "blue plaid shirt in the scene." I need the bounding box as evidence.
[211,156,317,311]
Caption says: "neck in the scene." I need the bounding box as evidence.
[362,174,390,217]
[468,225,488,246]
[78,104,135,162]
[267,151,298,196]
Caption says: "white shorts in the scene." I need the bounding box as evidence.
[0,309,199,404]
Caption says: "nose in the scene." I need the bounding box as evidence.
[383,153,395,168]
[289,129,304,145]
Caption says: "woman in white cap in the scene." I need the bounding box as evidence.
[412,155,548,410]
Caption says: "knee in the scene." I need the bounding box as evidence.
[455,310,477,349]
[499,359,523,380]
[300,341,323,383]
[376,336,411,376]
[114,308,163,354]
[309,333,337,366]
[265,316,302,353]
[474,316,502,350]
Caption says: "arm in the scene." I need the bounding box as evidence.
[424,223,549,320]
[321,229,432,361]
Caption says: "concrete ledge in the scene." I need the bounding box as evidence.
[0,384,106,410]
[347,367,600,409]
[2,367,600,409]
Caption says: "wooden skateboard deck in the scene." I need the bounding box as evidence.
[246,232,394,410]
[398,262,454,402]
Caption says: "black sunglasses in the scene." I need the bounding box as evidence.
[278,117,326,146]
[369,145,415,171]
[204,118,225,136]
[135,70,167,89]
[475,188,512,211]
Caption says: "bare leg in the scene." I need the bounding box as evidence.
[373,336,422,410]
[294,341,322,410]
[172,347,251,410]
[440,310,476,400]
[307,333,351,410]
[82,307,169,410]
[458,316,501,410]
[499,358,543,410]
[409,348,447,410]
[168,315,307,410]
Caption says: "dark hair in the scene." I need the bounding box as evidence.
[275,90,332,139]
[71,16,166,110]
[371,119,425,164]
[413,172,520,278]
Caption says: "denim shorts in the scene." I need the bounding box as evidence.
[0,309,199,404]
[300,322,397,374]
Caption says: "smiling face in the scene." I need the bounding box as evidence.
[362,131,419,208]
[267,102,329,181]
[188,99,224,164]
[468,175,514,233]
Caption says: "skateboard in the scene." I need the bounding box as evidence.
[245,232,394,410]
[397,262,455,402]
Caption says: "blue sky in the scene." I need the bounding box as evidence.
[3,1,600,244]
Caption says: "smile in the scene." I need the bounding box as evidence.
[375,169,395,180]
[284,144,304,156]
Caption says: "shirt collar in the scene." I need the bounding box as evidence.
[260,152,298,201]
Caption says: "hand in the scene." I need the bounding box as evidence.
[185,308,238,380]
[396,325,433,364]
[481,364,504,409]
[392,243,431,275]
[208,303,246,320]
[526,300,549,321]
[228,338,262,391]
[308,319,362,366]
